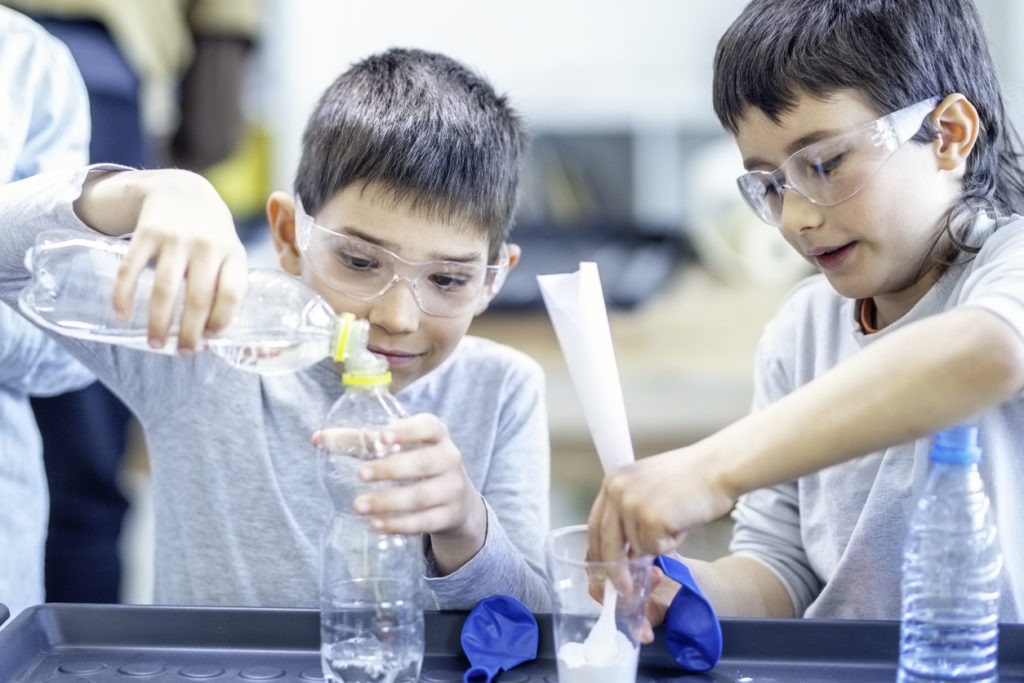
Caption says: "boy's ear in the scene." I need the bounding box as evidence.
[474,242,521,315]
[932,93,980,171]
[266,191,302,276]
[505,242,521,269]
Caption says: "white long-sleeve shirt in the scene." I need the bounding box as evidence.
[731,214,1024,621]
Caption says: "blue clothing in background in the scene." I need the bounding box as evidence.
[26,14,145,605]
[0,304,94,618]
[0,6,89,181]
[0,5,94,620]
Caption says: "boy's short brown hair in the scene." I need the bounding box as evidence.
[294,47,527,260]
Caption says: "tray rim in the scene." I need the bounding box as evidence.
[1,603,1023,681]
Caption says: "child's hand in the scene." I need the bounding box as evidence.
[639,565,679,644]
[77,169,248,351]
[587,445,736,564]
[350,413,487,573]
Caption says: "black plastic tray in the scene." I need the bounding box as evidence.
[0,603,1022,681]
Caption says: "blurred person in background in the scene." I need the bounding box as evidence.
[2,0,260,604]
[0,5,95,618]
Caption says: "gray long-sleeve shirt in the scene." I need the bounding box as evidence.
[0,167,552,609]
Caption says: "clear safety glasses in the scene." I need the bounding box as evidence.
[736,98,940,226]
[293,196,509,318]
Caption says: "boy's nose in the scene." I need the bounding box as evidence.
[778,189,823,236]
[367,279,421,334]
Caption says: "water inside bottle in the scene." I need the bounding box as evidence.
[899,604,999,682]
[20,233,341,375]
[320,590,424,683]
[25,303,333,375]
[205,331,335,375]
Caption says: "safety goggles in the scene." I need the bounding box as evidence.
[736,98,940,227]
[293,196,509,318]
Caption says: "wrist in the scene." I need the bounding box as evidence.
[697,428,748,506]
[76,168,222,237]
[429,493,488,576]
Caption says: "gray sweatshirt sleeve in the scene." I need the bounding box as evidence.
[419,343,551,611]
[0,165,232,421]
[0,167,93,302]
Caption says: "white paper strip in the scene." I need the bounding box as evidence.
[538,262,635,473]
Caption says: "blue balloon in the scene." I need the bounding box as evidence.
[461,595,539,683]
[655,554,723,671]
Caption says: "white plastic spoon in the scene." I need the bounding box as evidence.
[582,578,619,666]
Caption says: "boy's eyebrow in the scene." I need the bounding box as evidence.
[743,129,844,171]
[785,130,839,155]
[343,226,485,263]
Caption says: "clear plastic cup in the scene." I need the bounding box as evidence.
[545,524,654,683]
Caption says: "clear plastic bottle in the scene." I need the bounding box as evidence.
[898,425,1002,683]
[318,320,424,683]
[18,229,351,375]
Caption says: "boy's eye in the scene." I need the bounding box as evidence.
[791,150,846,188]
[336,248,379,271]
[763,175,785,200]
[428,270,473,292]
[814,153,845,177]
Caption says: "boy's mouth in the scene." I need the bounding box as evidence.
[368,346,421,367]
[807,242,856,270]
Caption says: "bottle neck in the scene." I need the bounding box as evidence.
[342,374,392,389]
[330,313,390,380]
[330,312,357,362]
[924,459,985,493]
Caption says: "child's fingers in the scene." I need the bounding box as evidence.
[360,506,451,536]
[174,240,247,348]
[378,412,448,446]
[176,248,221,351]
[588,490,629,565]
[315,415,451,465]
[354,468,462,516]
[144,243,190,350]
[313,427,371,455]
[113,235,157,321]
[205,252,248,334]
[640,618,655,645]
[358,440,458,483]
[644,567,679,633]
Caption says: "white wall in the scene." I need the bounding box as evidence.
[258,0,1024,204]
[978,0,1024,123]
[258,0,748,191]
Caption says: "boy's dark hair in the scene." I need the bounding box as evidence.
[294,48,526,260]
[713,0,1024,256]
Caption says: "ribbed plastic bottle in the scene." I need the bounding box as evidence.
[898,425,1002,683]
[18,229,350,375]
[318,319,424,683]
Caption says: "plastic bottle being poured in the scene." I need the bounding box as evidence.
[19,230,355,375]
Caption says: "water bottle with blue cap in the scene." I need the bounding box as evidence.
[898,424,1002,682]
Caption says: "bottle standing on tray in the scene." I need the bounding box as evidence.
[898,424,1003,683]
[18,229,353,374]
[317,317,424,683]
